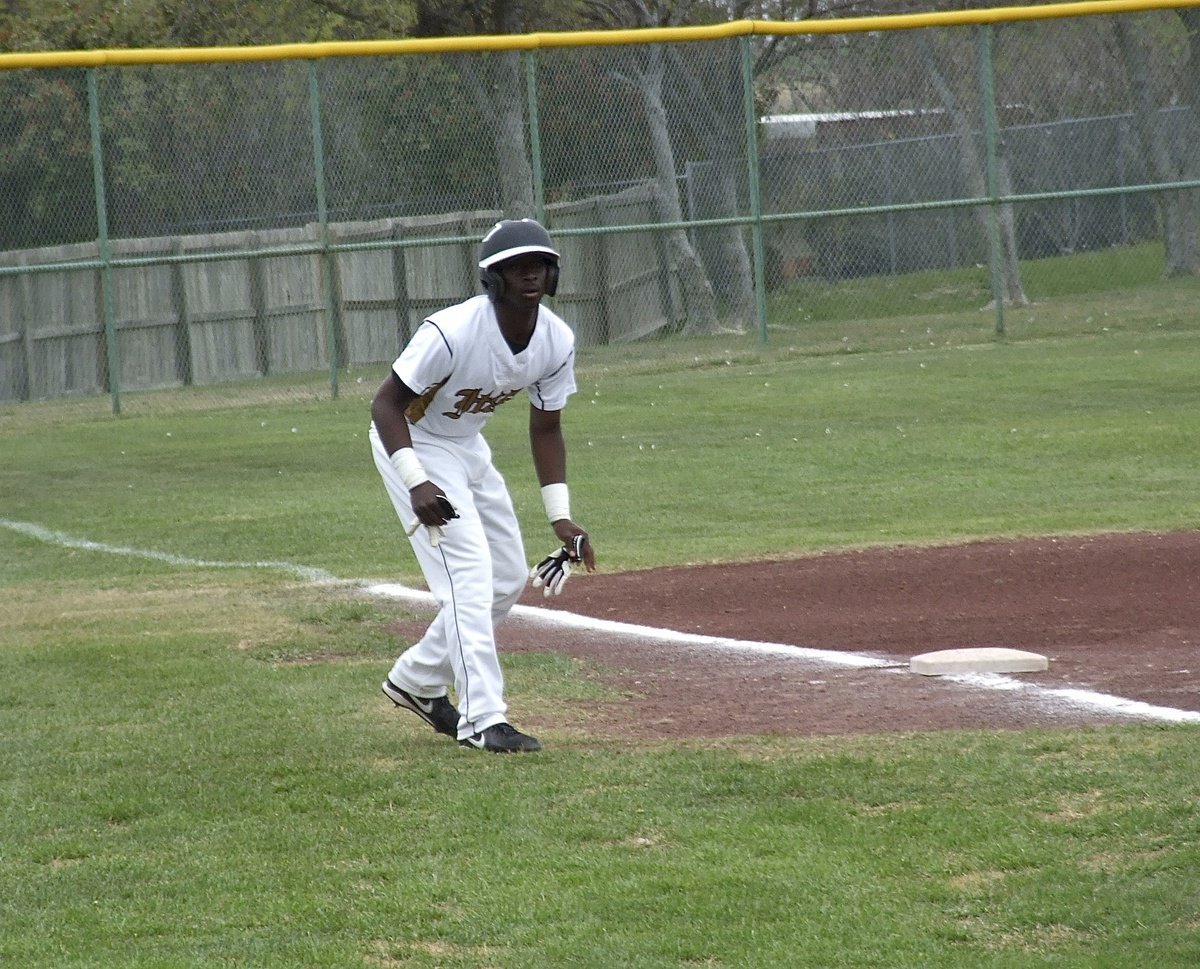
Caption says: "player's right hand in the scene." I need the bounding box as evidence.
[407,482,458,547]
[410,482,458,526]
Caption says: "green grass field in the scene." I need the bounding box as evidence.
[2,246,1199,967]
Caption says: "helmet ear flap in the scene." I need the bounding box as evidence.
[545,261,559,297]
[480,267,505,297]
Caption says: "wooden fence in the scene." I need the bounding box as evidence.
[0,183,680,404]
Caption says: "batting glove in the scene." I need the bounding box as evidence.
[405,495,458,549]
[406,518,444,548]
[530,535,585,597]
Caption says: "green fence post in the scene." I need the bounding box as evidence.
[977,24,1005,337]
[88,68,120,414]
[309,60,340,399]
[740,37,768,344]
[526,50,545,223]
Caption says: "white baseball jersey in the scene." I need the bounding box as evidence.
[394,294,576,438]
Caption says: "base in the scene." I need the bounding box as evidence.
[910,647,1049,676]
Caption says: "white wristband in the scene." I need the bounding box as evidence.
[389,448,429,491]
[541,482,571,523]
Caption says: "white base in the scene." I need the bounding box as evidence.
[910,647,1049,676]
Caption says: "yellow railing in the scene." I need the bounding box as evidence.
[0,0,1197,68]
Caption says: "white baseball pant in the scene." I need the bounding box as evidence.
[370,424,528,740]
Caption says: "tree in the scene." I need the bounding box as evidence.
[407,2,531,216]
[0,0,414,247]
[317,0,578,217]
[814,0,1030,306]
[575,4,719,333]
[915,27,1027,306]
[836,0,1198,284]
[0,71,94,249]
[1114,9,1200,277]
[0,0,385,50]
[576,0,810,333]
[573,6,702,336]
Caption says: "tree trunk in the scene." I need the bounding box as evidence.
[640,50,719,335]
[993,146,1029,305]
[708,46,757,332]
[920,33,1027,306]
[416,1,535,217]
[1168,9,1200,276]
[664,44,756,331]
[490,44,535,217]
[1114,14,1200,277]
[470,50,535,218]
[709,161,756,331]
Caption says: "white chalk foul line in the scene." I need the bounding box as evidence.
[364,582,892,668]
[1,518,338,584]
[7,518,1199,725]
[944,672,1200,725]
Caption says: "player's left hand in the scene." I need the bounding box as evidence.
[552,522,595,571]
[531,530,594,597]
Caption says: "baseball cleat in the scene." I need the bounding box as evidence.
[381,679,460,738]
[458,722,542,753]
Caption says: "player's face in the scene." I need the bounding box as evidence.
[497,254,551,304]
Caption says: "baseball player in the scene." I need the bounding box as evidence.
[369,218,595,753]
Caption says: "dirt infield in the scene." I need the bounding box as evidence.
[489,531,1200,739]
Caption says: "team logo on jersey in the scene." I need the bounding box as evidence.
[444,387,521,420]
[405,377,450,424]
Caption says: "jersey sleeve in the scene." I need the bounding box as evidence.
[528,347,577,412]
[393,320,452,394]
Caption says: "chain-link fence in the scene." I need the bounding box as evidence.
[1,3,1197,411]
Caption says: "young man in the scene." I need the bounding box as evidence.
[369,218,595,753]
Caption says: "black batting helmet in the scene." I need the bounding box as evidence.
[478,218,560,297]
